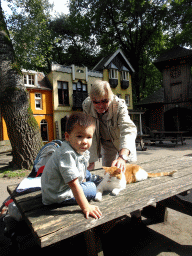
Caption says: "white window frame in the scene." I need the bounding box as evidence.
[35,93,42,110]
[57,81,69,105]
[109,69,118,79]
[24,74,35,86]
[73,81,87,92]
[125,94,130,106]
[121,71,129,81]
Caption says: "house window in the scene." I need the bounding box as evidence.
[24,74,35,86]
[35,93,42,110]
[109,69,118,79]
[58,81,69,106]
[108,63,118,88]
[73,81,88,109]
[41,119,48,142]
[108,63,118,79]
[125,94,130,106]
[121,71,129,81]
[73,81,87,92]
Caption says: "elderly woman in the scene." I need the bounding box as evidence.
[82,80,137,171]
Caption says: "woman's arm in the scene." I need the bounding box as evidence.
[117,100,137,162]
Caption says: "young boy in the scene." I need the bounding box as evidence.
[41,112,102,219]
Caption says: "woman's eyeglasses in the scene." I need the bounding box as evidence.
[92,99,109,104]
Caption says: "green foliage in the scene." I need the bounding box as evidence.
[68,0,168,102]
[0,168,30,178]
[49,13,101,68]
[11,61,22,75]
[27,105,39,129]
[3,0,192,103]
[165,0,192,48]
[67,0,192,103]
[6,0,54,73]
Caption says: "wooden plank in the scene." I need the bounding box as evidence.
[8,165,192,224]
[29,167,192,247]
[7,156,192,248]
[15,160,186,223]
[8,157,192,222]
[7,185,43,214]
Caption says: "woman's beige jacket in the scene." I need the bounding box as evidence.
[82,95,137,163]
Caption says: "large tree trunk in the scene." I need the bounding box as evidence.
[0,5,43,169]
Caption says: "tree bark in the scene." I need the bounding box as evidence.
[0,6,43,169]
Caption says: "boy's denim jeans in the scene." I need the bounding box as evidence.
[62,170,96,204]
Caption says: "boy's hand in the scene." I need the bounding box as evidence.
[68,178,102,219]
[83,204,102,219]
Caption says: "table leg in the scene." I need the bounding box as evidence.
[155,202,168,222]
[141,138,147,151]
[84,228,104,256]
[181,134,184,145]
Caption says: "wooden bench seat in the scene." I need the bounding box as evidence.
[7,155,192,255]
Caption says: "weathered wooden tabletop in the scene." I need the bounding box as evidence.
[7,155,192,248]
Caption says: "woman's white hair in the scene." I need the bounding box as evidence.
[90,80,113,100]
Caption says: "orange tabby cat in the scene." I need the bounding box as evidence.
[95,164,176,201]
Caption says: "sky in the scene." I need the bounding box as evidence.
[1,0,70,16]
[49,0,69,15]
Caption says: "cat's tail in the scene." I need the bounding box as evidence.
[147,170,177,178]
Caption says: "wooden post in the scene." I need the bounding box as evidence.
[84,228,104,256]
[156,202,168,222]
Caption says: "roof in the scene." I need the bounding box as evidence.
[137,88,164,106]
[154,46,192,71]
[22,69,52,90]
[37,72,52,90]
[93,49,135,73]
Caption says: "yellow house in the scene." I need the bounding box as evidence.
[0,49,139,146]
[93,48,135,109]
[47,64,103,140]
[0,49,140,149]
[93,49,144,134]
[47,49,136,140]
[24,70,54,143]
[0,70,54,144]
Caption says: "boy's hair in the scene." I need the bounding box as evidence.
[65,112,95,134]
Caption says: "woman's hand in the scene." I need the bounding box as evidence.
[111,157,126,171]
[112,149,130,171]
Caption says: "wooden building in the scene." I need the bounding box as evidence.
[138,46,192,134]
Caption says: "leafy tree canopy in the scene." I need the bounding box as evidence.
[6,0,54,72]
[3,0,192,102]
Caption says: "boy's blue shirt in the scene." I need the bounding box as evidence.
[41,141,90,205]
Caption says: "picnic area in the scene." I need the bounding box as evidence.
[0,138,192,255]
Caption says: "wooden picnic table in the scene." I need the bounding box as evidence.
[136,134,151,150]
[7,155,192,255]
[151,130,189,145]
